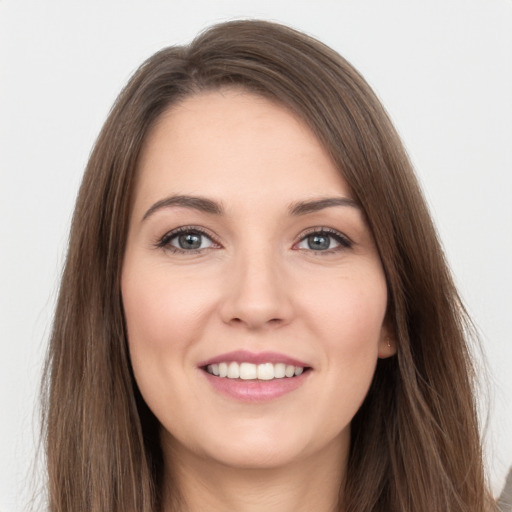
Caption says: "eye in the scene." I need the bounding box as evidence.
[157,227,219,253]
[295,229,351,252]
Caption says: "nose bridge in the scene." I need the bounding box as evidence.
[220,238,292,328]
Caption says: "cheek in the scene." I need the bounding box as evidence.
[302,273,387,399]
[304,270,387,346]
[122,264,216,352]
[121,264,218,411]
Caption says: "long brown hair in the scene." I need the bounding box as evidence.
[42,19,493,511]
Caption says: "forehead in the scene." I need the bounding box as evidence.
[134,89,352,213]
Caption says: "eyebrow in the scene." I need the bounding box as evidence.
[142,194,360,221]
[142,195,224,221]
[288,197,360,215]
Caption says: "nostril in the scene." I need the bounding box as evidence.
[228,316,284,328]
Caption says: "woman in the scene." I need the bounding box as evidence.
[43,19,494,511]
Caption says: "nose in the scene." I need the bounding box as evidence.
[219,248,294,330]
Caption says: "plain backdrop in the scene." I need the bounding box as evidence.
[1,1,511,510]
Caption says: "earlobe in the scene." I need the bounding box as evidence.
[378,328,397,359]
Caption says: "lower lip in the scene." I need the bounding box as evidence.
[202,370,310,402]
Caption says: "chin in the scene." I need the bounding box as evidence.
[202,438,307,470]
[165,417,349,472]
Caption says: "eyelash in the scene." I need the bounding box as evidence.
[155,226,352,255]
[155,225,221,254]
[295,227,352,254]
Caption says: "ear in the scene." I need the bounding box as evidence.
[378,322,397,359]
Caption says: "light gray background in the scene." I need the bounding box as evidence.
[1,1,511,510]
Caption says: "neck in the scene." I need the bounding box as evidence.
[161,436,347,512]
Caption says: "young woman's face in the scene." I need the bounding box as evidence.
[122,89,393,472]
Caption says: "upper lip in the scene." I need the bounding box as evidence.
[198,350,310,368]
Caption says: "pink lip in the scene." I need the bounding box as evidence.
[202,369,310,402]
[197,351,312,402]
[197,350,309,368]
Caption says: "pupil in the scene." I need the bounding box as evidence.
[179,233,201,250]
[308,234,329,250]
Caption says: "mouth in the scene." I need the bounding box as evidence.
[203,361,309,380]
[198,350,312,402]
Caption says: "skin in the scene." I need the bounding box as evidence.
[122,89,395,512]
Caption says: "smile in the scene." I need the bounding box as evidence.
[206,362,305,380]
[199,350,312,402]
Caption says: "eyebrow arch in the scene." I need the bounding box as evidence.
[142,194,224,221]
[288,197,360,215]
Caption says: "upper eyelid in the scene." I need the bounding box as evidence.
[164,225,216,237]
[296,227,352,242]
[298,226,342,236]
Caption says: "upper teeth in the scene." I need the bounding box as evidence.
[206,362,304,380]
